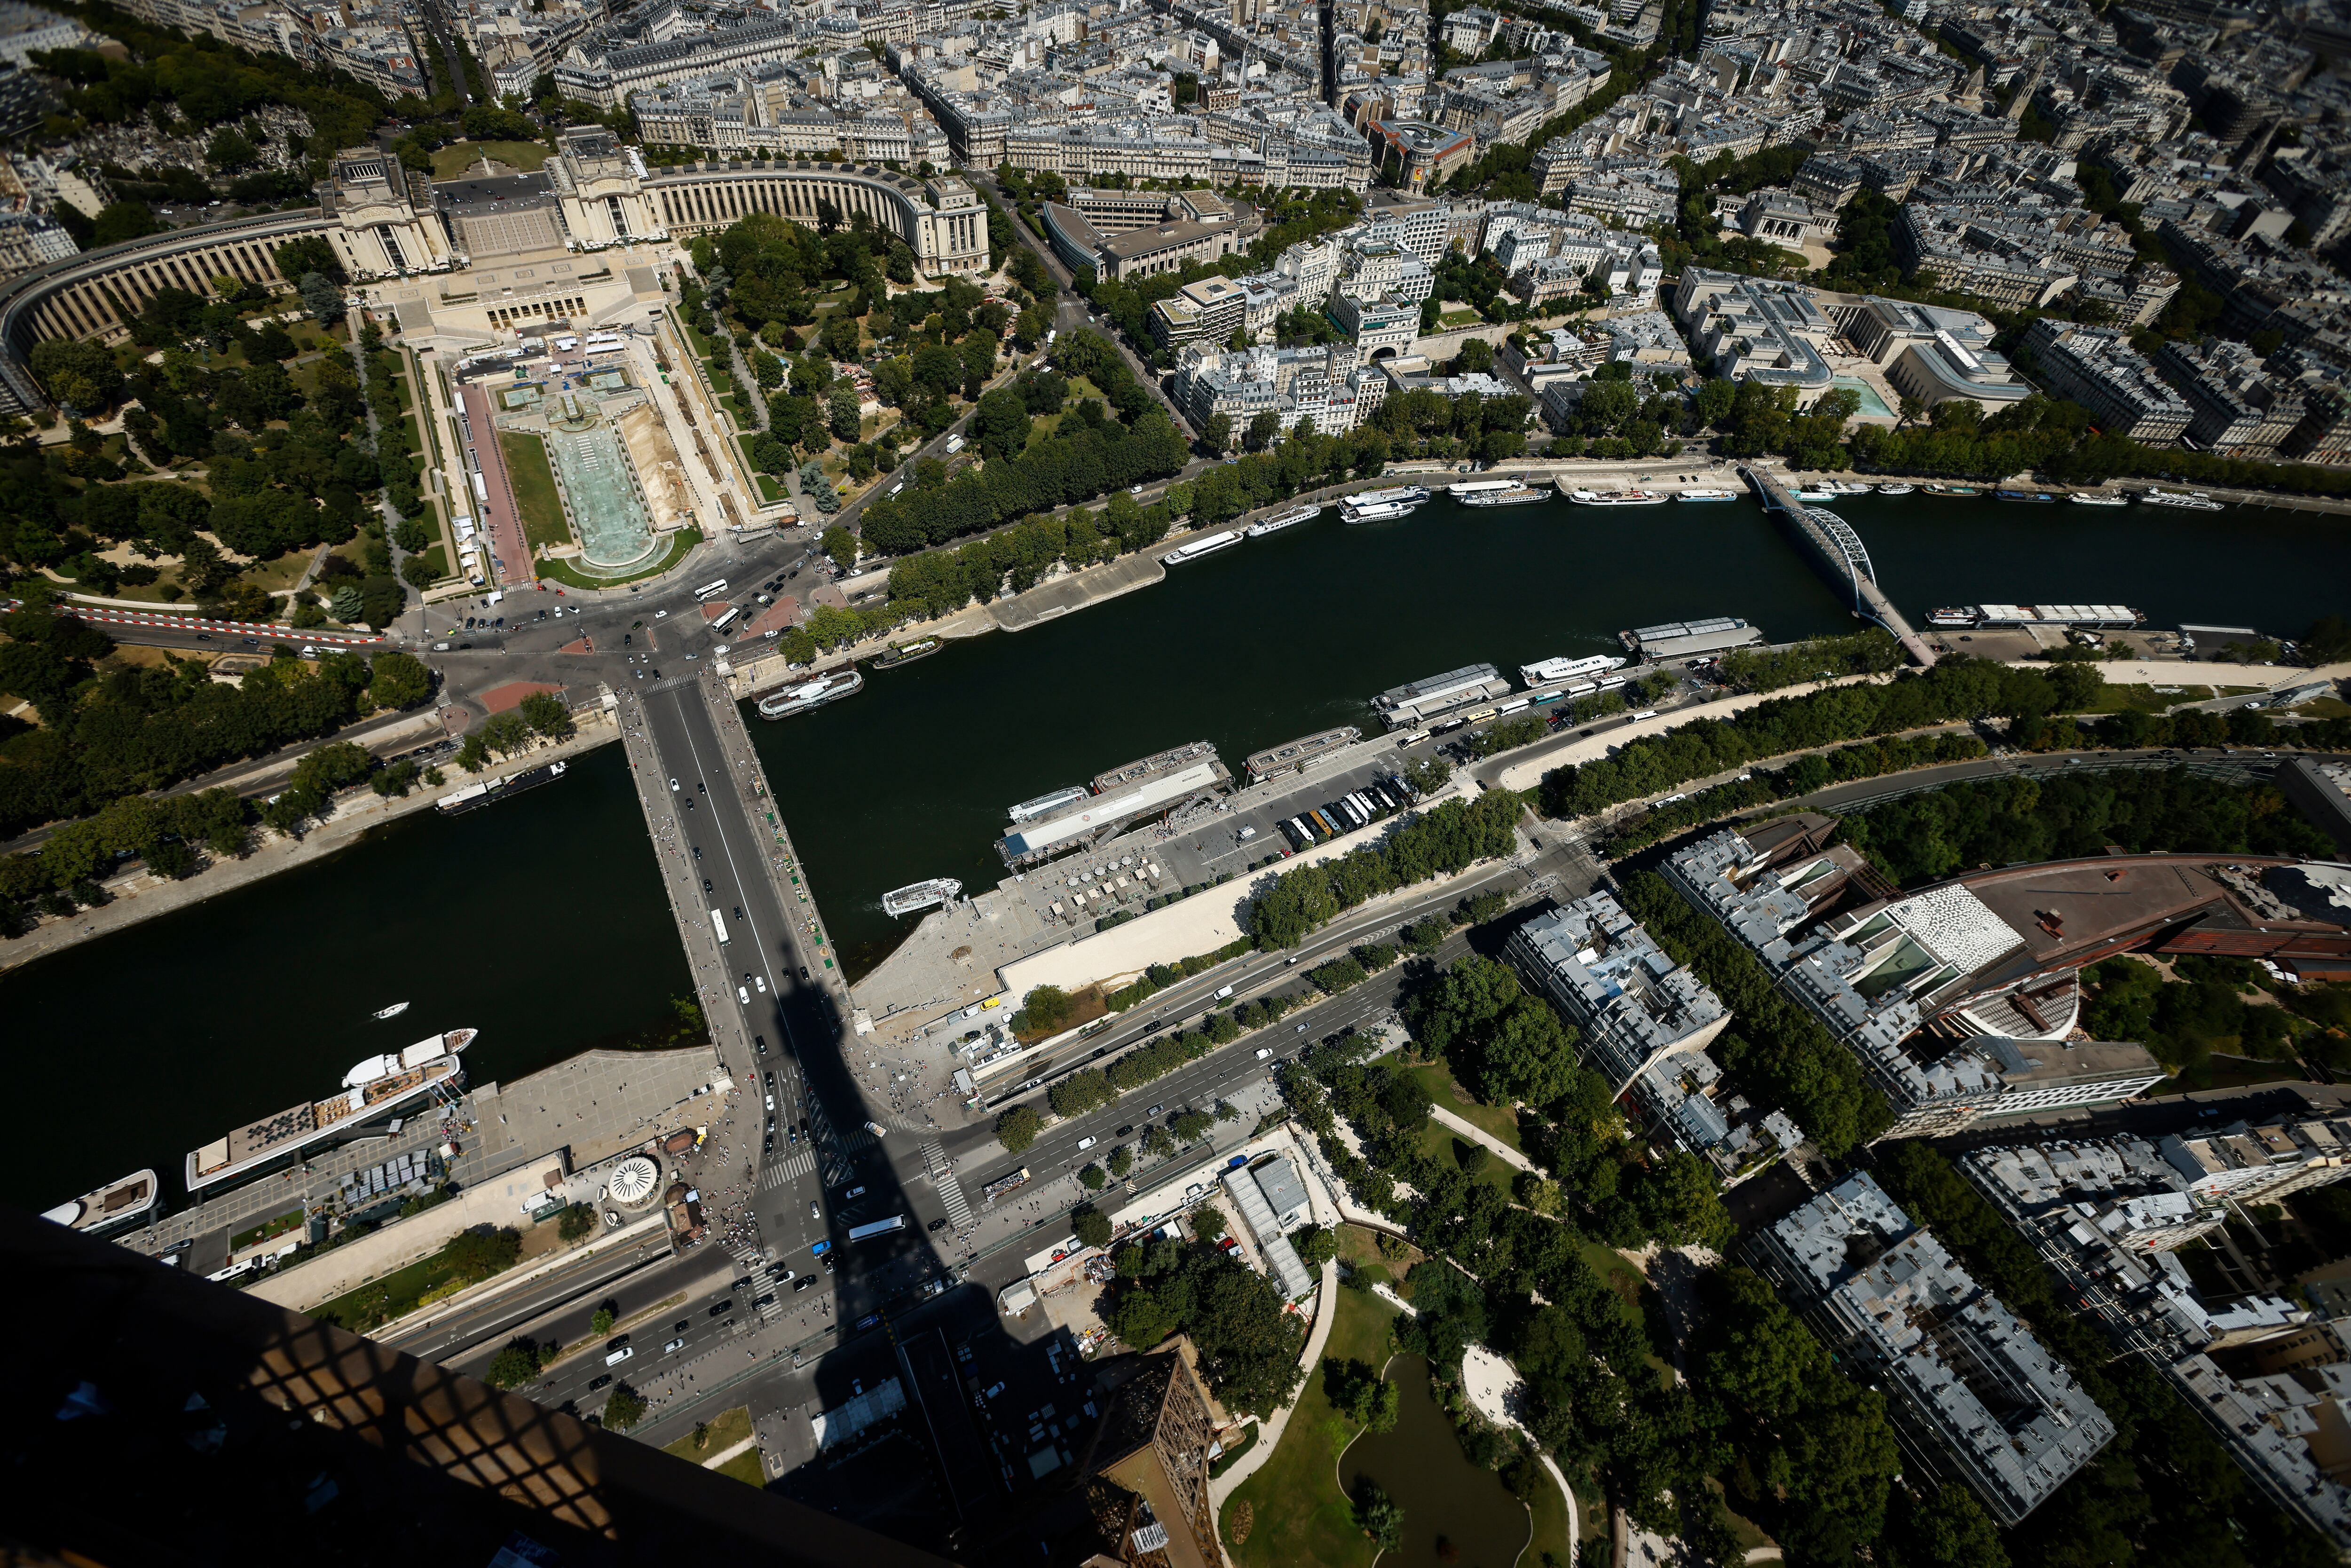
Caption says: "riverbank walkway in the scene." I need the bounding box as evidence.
[1738,464,1937,667]
[0,708,618,973]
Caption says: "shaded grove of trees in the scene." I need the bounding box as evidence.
[1103,1230,1305,1416]
[1247,792,1523,949]
[1277,1028,1908,1554]
[2083,953,2351,1083]
[858,336,1192,558]
[1837,771,2336,890]
[1539,656,2107,820]
[31,7,391,181]
[0,606,434,841]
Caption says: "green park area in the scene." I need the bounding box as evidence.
[309,1225,523,1335]
[1223,1266,1398,1568]
[497,430,572,553]
[663,1406,763,1486]
[431,139,548,177]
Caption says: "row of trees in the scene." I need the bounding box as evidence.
[0,603,433,842]
[857,334,1191,558]
[1839,769,2337,891]
[1538,655,2106,820]
[1248,792,1524,949]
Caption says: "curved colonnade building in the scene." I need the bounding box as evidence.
[0,125,990,414]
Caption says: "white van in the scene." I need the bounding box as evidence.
[1215,985,1235,1000]
[1076,1136,1097,1151]
[738,985,751,1005]
[604,1346,633,1366]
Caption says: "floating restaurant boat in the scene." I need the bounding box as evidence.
[1458,485,1544,506]
[2140,488,2225,511]
[41,1169,161,1237]
[870,635,944,668]
[186,1030,476,1193]
[436,760,567,815]
[1676,488,1736,501]
[1562,487,1669,506]
[1790,485,1841,502]
[757,666,864,719]
[1160,529,1241,562]
[881,878,962,917]
[1927,604,2145,630]
[1449,478,1528,497]
[1350,484,1430,506]
[1520,654,1626,687]
[1341,497,1420,523]
[1244,504,1321,537]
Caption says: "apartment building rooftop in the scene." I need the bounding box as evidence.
[1756,1173,2115,1526]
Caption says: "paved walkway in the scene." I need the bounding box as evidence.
[1460,1345,1582,1552]
[1429,1106,1536,1174]
[1207,1256,1340,1509]
[1488,674,1891,793]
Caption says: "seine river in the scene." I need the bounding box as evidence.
[17,488,2349,1203]
[8,743,693,1208]
[752,488,2351,977]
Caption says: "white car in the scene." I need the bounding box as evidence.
[739,985,751,1005]
[1256,1048,1272,1060]
[663,1338,686,1354]
[755,976,767,993]
[669,778,679,791]
[765,1091,775,1110]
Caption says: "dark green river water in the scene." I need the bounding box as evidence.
[9,743,693,1207]
[18,488,2351,1199]
[750,488,2351,977]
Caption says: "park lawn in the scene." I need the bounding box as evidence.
[663,1404,753,1461]
[1419,1118,1517,1200]
[431,139,548,177]
[712,1449,765,1487]
[237,548,320,595]
[1406,1063,1524,1152]
[536,526,702,591]
[1528,1453,1577,1566]
[1223,1282,1399,1568]
[755,473,787,504]
[420,543,450,578]
[498,430,573,552]
[308,1235,520,1334]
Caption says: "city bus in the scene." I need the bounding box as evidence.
[710,908,730,946]
[693,578,730,600]
[710,605,741,634]
[847,1215,906,1242]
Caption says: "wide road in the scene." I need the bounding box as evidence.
[635,676,970,1322]
[946,824,1606,1195]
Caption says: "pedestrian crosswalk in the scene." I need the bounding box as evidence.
[921,1137,975,1232]
[759,1150,816,1189]
[729,1242,784,1323]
